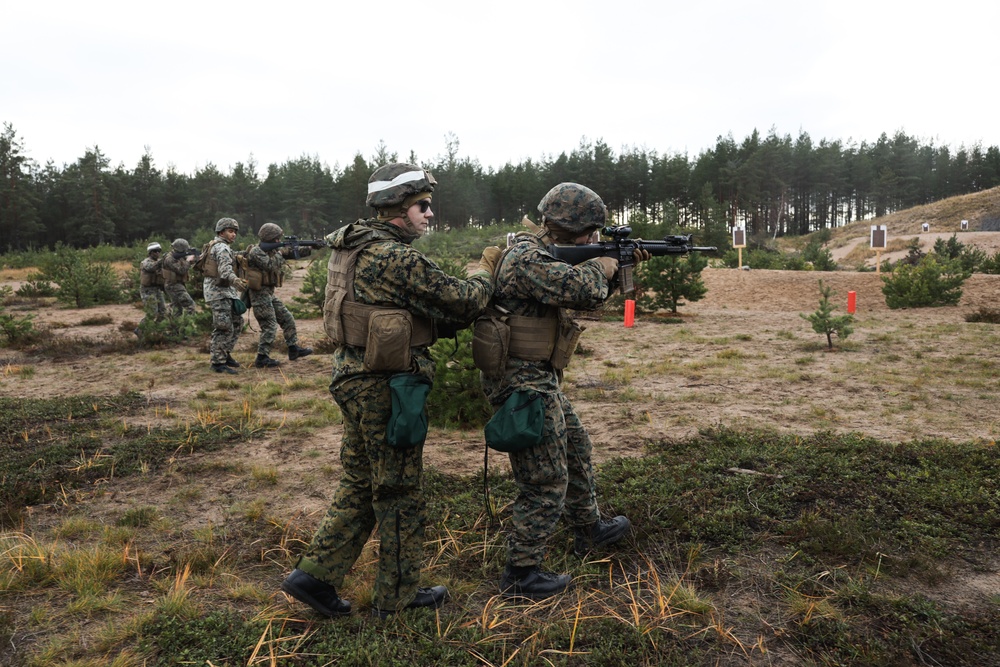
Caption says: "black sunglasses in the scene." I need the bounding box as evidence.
[417,200,432,213]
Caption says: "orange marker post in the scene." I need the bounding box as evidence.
[847,291,856,314]
[624,299,635,327]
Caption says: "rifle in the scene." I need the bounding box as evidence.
[545,226,717,294]
[258,236,327,259]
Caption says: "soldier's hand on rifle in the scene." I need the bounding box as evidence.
[479,246,502,275]
[633,245,652,263]
[593,256,619,280]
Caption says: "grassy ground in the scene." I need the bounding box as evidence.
[2,394,999,666]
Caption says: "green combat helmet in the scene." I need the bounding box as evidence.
[366,163,437,213]
[537,183,607,235]
[147,242,162,254]
[171,238,190,252]
[215,217,239,233]
[258,223,283,242]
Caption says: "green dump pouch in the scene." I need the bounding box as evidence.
[232,296,248,315]
[387,373,433,449]
[485,390,544,453]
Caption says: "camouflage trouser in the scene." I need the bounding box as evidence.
[506,391,599,567]
[208,298,242,365]
[165,283,196,317]
[249,290,297,356]
[297,374,427,612]
[139,287,167,327]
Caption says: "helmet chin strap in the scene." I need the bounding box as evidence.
[398,210,424,239]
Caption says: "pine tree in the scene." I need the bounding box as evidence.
[636,252,708,314]
[801,280,854,349]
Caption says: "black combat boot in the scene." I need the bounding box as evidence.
[225,353,241,368]
[288,344,313,360]
[280,568,351,618]
[371,585,449,619]
[211,363,238,375]
[254,354,281,368]
[573,515,631,556]
[499,565,571,600]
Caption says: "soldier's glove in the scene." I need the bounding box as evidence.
[633,245,652,263]
[233,277,248,292]
[593,256,620,280]
[479,246,502,275]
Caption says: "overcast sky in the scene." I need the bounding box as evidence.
[6,0,997,176]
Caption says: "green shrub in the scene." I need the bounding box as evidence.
[290,254,328,318]
[881,256,971,309]
[801,280,854,349]
[635,251,708,313]
[38,244,128,308]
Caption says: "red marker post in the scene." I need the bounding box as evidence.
[847,291,857,314]
[624,299,635,327]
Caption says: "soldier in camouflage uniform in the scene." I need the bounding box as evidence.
[204,218,248,374]
[280,163,501,619]
[246,223,313,369]
[138,242,167,332]
[162,238,198,317]
[481,183,649,600]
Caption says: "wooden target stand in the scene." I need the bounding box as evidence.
[871,225,887,274]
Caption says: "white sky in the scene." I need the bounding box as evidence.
[5,0,998,175]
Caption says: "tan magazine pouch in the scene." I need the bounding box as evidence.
[549,312,585,370]
[472,308,510,378]
[364,309,413,373]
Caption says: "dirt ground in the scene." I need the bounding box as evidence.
[2,236,1000,527]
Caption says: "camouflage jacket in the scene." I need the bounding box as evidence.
[162,250,192,283]
[202,236,239,302]
[140,255,165,288]
[481,232,610,403]
[246,244,283,294]
[324,219,493,386]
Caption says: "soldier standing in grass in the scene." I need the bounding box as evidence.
[479,183,648,600]
[245,223,313,369]
[137,242,167,332]
[280,163,501,619]
[162,238,198,317]
[203,217,247,374]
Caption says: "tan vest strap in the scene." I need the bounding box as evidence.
[506,314,558,361]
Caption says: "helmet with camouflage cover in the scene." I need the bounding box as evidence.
[366,163,437,212]
[215,217,239,233]
[258,223,283,242]
[171,238,190,252]
[146,242,162,254]
[537,183,607,235]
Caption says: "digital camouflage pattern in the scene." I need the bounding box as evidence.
[208,299,242,366]
[203,235,242,365]
[257,222,283,242]
[324,219,492,385]
[162,250,196,316]
[202,237,240,302]
[297,218,492,612]
[246,244,299,356]
[537,182,608,234]
[480,232,611,567]
[139,255,166,327]
[215,217,239,233]
[365,163,436,211]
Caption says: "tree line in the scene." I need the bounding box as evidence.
[2,123,999,253]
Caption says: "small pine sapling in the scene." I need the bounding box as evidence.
[801,280,854,349]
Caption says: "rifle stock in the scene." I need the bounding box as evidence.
[546,226,716,294]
